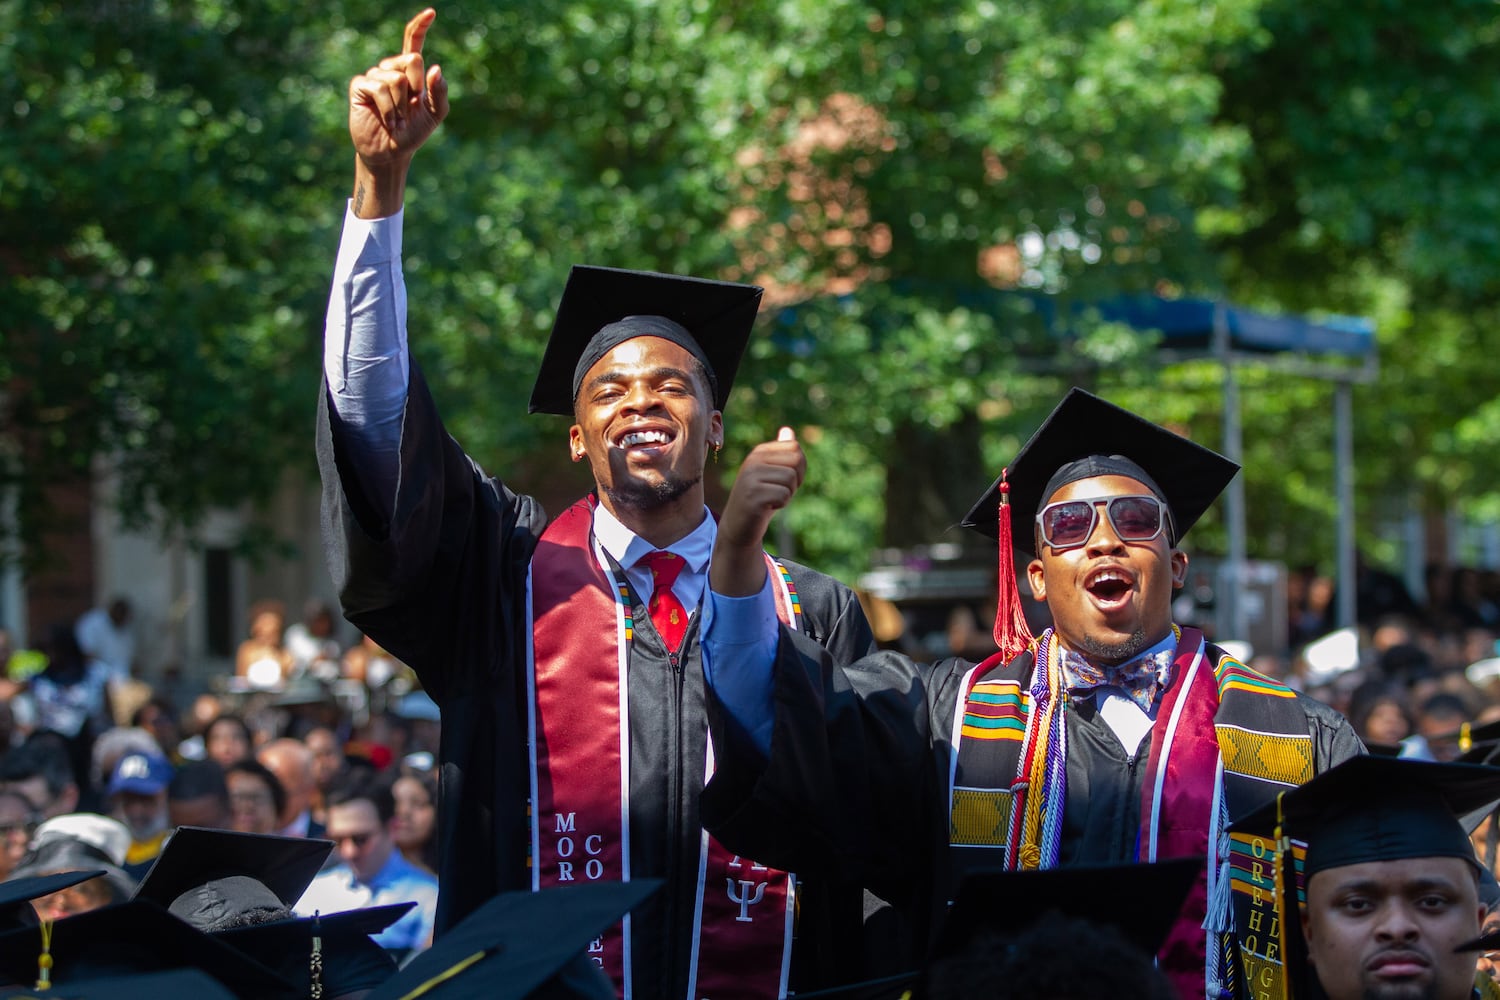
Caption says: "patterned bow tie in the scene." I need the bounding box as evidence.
[1059,646,1177,713]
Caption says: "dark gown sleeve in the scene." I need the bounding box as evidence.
[317,362,546,702]
[1297,691,1367,769]
[317,362,547,932]
[701,625,965,916]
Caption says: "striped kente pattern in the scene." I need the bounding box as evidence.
[960,680,1028,741]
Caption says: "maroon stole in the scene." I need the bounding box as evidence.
[528,498,797,1000]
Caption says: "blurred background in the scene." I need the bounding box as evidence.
[4,0,1500,707]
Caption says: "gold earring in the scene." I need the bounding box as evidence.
[712,443,721,463]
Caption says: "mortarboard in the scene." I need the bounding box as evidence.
[528,265,762,416]
[0,968,235,1000]
[931,857,1202,962]
[0,900,298,998]
[367,878,663,1000]
[957,387,1239,662]
[1224,755,1500,999]
[960,387,1238,551]
[214,903,413,998]
[0,871,106,932]
[132,826,333,912]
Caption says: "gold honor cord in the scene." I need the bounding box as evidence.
[1272,791,1291,992]
[34,919,53,991]
[395,950,489,1000]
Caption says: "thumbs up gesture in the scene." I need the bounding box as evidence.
[710,428,805,597]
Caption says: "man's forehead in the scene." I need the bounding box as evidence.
[584,335,704,376]
[1310,856,1480,893]
[1044,473,1156,505]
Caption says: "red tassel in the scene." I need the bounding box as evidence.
[993,469,1035,662]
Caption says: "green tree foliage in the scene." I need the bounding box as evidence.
[1,0,346,567]
[7,0,1497,587]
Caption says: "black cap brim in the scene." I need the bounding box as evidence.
[932,858,1202,961]
[1228,755,1500,873]
[0,968,236,1000]
[132,826,333,910]
[0,870,108,932]
[960,387,1238,553]
[528,265,761,415]
[0,900,298,998]
[368,879,662,1000]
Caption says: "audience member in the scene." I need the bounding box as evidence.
[204,713,254,769]
[296,772,438,958]
[0,734,81,820]
[130,697,182,763]
[256,738,325,839]
[0,788,35,880]
[168,759,232,831]
[284,598,344,678]
[391,770,438,875]
[224,759,285,836]
[235,599,293,689]
[104,749,174,873]
[73,597,135,678]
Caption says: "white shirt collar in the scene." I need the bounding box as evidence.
[591,502,717,572]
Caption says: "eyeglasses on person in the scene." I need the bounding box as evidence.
[1035,494,1171,550]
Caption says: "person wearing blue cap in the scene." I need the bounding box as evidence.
[314,9,886,998]
[698,388,1364,999]
[104,750,173,875]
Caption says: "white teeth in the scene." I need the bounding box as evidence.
[619,430,671,447]
[1089,571,1129,586]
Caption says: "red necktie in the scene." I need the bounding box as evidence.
[642,550,689,653]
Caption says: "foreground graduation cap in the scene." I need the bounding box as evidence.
[1225,755,1500,999]
[0,968,235,1000]
[932,857,1202,962]
[0,900,298,998]
[215,903,413,998]
[960,387,1239,551]
[0,871,106,932]
[367,878,663,1000]
[528,265,763,416]
[133,826,333,911]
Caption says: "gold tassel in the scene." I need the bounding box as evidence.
[34,919,53,991]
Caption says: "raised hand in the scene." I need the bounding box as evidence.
[348,8,450,217]
[710,428,805,597]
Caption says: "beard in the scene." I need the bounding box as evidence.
[603,471,700,511]
[1078,626,1152,664]
[120,809,168,843]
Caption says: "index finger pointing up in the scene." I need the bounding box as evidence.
[404,7,436,56]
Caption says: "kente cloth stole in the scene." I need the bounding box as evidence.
[946,627,1312,1000]
[527,497,800,1000]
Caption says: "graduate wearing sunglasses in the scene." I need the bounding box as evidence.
[697,387,1364,999]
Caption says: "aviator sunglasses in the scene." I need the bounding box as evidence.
[1035,494,1172,550]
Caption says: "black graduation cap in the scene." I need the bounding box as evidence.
[1229,755,1500,877]
[132,826,333,912]
[931,857,1202,962]
[1225,756,1500,999]
[528,265,763,416]
[0,900,298,998]
[960,387,1239,552]
[0,871,106,932]
[0,968,235,1000]
[366,878,663,1000]
[214,903,413,998]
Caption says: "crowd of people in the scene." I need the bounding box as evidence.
[10,6,1500,999]
[0,599,445,958]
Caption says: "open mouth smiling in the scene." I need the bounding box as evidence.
[613,426,677,451]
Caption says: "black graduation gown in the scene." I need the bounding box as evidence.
[316,367,884,997]
[701,631,1365,956]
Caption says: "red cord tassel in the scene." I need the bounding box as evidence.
[993,469,1035,662]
